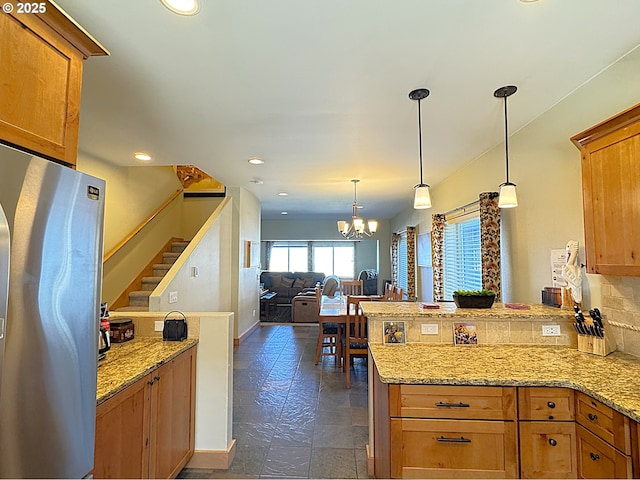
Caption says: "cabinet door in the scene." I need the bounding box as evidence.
[576,425,632,479]
[518,387,575,421]
[575,392,631,454]
[149,346,196,479]
[390,418,518,478]
[94,375,152,479]
[0,11,84,166]
[572,106,640,276]
[520,421,577,478]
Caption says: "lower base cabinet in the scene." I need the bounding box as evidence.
[519,422,577,478]
[390,418,518,478]
[576,425,632,479]
[94,346,196,479]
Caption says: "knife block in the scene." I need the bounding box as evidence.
[576,318,616,357]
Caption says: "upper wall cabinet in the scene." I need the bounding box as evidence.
[571,104,640,276]
[0,1,108,167]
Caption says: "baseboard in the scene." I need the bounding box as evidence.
[234,320,260,346]
[366,443,374,477]
[186,439,236,470]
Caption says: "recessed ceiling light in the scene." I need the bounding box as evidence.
[519,0,540,3]
[160,0,200,15]
[278,192,288,196]
[249,178,264,184]
[248,157,264,165]
[281,211,288,215]
[134,152,152,161]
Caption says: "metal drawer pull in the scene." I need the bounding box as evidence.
[548,438,557,447]
[590,452,600,461]
[437,436,472,443]
[435,402,470,408]
[587,413,598,421]
[547,401,556,408]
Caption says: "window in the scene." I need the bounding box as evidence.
[266,241,356,277]
[312,243,355,278]
[442,215,481,300]
[269,242,308,272]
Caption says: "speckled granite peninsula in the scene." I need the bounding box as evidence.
[361,301,571,318]
[96,337,198,404]
[369,343,640,422]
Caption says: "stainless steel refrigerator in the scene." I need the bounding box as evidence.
[0,146,105,478]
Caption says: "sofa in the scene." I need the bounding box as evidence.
[291,275,340,323]
[260,271,325,304]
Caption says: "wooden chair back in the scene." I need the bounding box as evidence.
[315,284,322,313]
[392,286,403,300]
[346,295,367,342]
[384,282,394,300]
[341,280,363,296]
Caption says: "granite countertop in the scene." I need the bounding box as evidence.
[97,337,198,405]
[369,343,640,422]
[362,301,572,319]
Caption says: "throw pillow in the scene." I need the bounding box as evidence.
[281,277,294,288]
[303,277,314,288]
[293,278,305,288]
[270,275,282,287]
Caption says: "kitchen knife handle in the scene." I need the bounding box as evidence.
[435,402,470,408]
[437,436,471,443]
[588,413,598,421]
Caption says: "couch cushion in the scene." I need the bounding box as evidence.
[293,278,305,288]
[281,277,294,288]
[271,275,282,287]
[303,277,315,288]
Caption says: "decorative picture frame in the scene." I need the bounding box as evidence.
[453,322,478,345]
[417,232,432,267]
[383,321,406,344]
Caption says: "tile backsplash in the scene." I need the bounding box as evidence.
[600,275,640,357]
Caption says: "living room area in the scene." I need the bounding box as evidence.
[259,218,391,323]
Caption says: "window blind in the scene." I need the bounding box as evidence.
[443,216,481,300]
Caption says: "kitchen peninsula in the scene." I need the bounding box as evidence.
[364,302,640,479]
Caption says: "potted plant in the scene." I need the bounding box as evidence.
[452,289,496,309]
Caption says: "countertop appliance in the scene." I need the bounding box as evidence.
[0,146,105,478]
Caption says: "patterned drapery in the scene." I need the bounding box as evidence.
[406,227,416,299]
[431,214,446,301]
[391,233,400,286]
[479,192,501,300]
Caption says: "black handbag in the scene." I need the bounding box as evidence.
[162,311,188,341]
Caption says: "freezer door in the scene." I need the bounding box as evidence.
[0,153,105,478]
[0,203,9,394]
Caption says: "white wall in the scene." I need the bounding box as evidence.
[391,45,640,305]
[227,187,262,339]
[149,198,233,312]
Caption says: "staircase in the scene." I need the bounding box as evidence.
[116,240,189,311]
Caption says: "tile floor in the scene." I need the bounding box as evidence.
[179,324,370,479]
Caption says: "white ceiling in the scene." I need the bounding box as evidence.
[57,0,640,220]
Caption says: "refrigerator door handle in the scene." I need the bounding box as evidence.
[0,202,10,386]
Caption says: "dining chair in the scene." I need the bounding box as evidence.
[392,286,404,300]
[384,282,394,300]
[314,286,341,365]
[343,295,368,388]
[341,279,363,296]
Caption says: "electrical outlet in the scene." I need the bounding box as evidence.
[155,321,164,332]
[169,291,178,304]
[421,324,439,335]
[253,309,256,317]
[542,325,561,336]
[192,266,199,277]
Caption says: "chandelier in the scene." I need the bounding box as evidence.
[337,179,378,239]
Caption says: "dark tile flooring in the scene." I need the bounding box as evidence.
[179,324,370,479]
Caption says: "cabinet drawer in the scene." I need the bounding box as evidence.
[390,418,518,478]
[390,385,516,420]
[518,387,574,421]
[575,392,631,454]
[519,421,577,478]
[576,425,632,479]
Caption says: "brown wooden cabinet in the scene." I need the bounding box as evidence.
[571,103,640,276]
[0,1,107,166]
[94,346,196,479]
[518,387,577,478]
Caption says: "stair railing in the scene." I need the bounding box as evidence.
[103,188,184,263]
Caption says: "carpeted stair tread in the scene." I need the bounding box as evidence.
[163,252,180,263]
[114,305,149,312]
[141,276,163,290]
[129,290,151,307]
[171,242,189,253]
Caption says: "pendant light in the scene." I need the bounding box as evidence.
[409,88,432,209]
[494,85,518,208]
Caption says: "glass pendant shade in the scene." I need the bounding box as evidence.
[498,183,518,208]
[368,220,378,233]
[353,217,364,232]
[414,184,432,209]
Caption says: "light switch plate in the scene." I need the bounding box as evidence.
[421,324,439,335]
[154,321,164,332]
[169,291,178,304]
